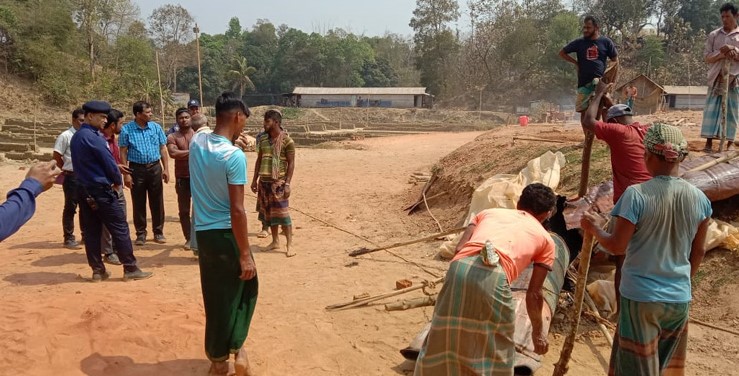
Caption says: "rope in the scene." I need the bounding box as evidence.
[244,193,441,278]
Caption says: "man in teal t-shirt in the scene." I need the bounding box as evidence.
[581,123,711,376]
[189,92,257,375]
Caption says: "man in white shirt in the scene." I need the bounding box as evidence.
[53,108,85,249]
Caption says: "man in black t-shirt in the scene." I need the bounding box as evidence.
[560,16,618,115]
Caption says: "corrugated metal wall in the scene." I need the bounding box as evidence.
[672,94,707,110]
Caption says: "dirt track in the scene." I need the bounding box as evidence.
[0,128,737,375]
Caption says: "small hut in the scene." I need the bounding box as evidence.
[663,86,709,110]
[614,74,665,115]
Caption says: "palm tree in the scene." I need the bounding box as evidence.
[227,56,257,98]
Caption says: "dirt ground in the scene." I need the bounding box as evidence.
[0,127,738,376]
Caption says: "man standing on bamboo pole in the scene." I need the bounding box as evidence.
[702,3,739,152]
[414,184,556,376]
[560,15,618,198]
[582,79,652,315]
[559,15,618,119]
[581,124,711,376]
[190,92,257,375]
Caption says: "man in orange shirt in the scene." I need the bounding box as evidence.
[414,183,556,376]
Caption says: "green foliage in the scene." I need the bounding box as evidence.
[227,56,257,97]
[637,35,666,75]
[280,107,302,120]
[410,0,460,96]
[1,0,716,110]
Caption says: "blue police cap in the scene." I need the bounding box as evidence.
[82,100,112,114]
[187,99,200,108]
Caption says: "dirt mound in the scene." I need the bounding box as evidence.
[0,74,68,122]
[410,125,614,230]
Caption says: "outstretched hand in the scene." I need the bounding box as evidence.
[26,160,61,192]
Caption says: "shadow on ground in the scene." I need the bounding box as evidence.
[80,353,209,376]
[3,272,81,286]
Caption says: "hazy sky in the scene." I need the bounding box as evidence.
[134,0,425,37]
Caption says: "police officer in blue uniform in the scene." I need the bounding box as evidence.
[70,100,153,281]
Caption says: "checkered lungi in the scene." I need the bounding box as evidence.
[414,255,515,376]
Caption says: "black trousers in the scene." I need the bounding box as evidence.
[130,162,165,238]
[62,173,80,242]
[175,178,192,241]
[78,185,137,273]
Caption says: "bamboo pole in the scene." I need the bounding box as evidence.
[690,317,739,336]
[686,150,739,173]
[720,58,730,153]
[553,234,595,376]
[513,136,571,144]
[385,296,437,311]
[349,227,466,257]
[326,277,444,311]
[194,24,204,105]
[578,131,596,198]
[155,51,166,126]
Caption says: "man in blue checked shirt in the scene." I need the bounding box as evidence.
[119,101,171,246]
[70,100,152,281]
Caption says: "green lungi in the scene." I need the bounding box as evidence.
[414,255,515,376]
[609,297,689,376]
[197,229,259,362]
[576,81,597,113]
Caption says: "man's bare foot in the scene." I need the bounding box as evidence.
[208,361,228,375]
[286,244,296,258]
[256,230,269,238]
[234,347,254,376]
[266,241,280,251]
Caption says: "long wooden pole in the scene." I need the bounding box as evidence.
[578,131,595,197]
[194,24,204,105]
[553,234,595,376]
[349,227,466,257]
[686,150,739,173]
[155,51,166,126]
[720,58,730,153]
[326,277,444,311]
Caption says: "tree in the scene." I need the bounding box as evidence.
[364,34,419,86]
[225,17,242,40]
[361,58,399,87]
[0,5,17,73]
[678,0,720,35]
[577,0,659,49]
[227,56,257,97]
[409,0,460,95]
[72,0,139,81]
[148,4,195,91]
[242,19,278,92]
